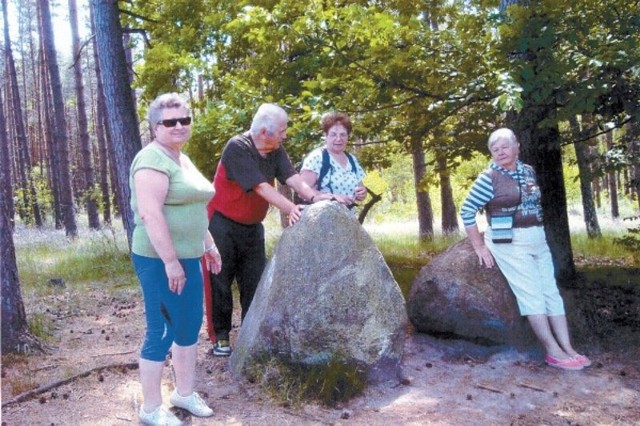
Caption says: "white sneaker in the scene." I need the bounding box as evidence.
[138,405,183,426]
[170,390,214,417]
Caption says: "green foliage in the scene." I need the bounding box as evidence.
[13,165,54,225]
[498,0,640,129]
[127,0,640,238]
[245,354,367,407]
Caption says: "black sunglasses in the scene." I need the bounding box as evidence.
[157,117,191,127]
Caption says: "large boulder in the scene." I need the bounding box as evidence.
[230,201,408,383]
[407,237,537,347]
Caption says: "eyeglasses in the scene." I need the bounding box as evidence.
[157,117,191,127]
[327,132,348,139]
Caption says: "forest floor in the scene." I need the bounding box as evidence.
[2,260,640,426]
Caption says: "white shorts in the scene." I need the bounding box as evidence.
[485,226,565,316]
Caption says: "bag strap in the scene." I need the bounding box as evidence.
[316,149,358,191]
[317,148,332,190]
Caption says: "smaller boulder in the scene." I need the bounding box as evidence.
[407,238,537,347]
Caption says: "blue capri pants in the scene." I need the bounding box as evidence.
[132,254,204,362]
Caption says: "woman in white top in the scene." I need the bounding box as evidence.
[300,112,366,206]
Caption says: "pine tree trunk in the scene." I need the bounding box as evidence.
[39,47,63,229]
[123,33,137,109]
[411,136,434,240]
[0,80,42,355]
[605,131,619,218]
[0,86,13,230]
[39,0,78,237]
[92,0,143,245]
[569,116,601,238]
[69,0,100,230]
[89,4,112,224]
[437,154,459,235]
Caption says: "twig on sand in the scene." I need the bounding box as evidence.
[518,382,546,392]
[91,349,136,358]
[1,362,138,408]
[34,364,58,372]
[475,383,503,393]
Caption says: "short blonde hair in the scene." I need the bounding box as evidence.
[488,128,519,150]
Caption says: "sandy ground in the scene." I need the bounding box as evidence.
[2,282,639,426]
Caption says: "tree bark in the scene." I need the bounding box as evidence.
[411,135,434,240]
[92,0,142,245]
[0,82,41,355]
[70,0,100,230]
[39,41,63,229]
[569,116,601,238]
[0,87,13,230]
[436,153,459,235]
[605,131,619,218]
[39,0,78,237]
[89,4,112,224]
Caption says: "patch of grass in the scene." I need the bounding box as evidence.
[27,313,55,343]
[572,231,639,266]
[16,226,136,295]
[246,355,367,407]
[372,234,463,296]
[373,234,462,267]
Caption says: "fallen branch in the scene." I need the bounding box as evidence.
[518,382,546,392]
[91,349,136,358]
[475,383,503,393]
[34,364,58,372]
[1,362,138,408]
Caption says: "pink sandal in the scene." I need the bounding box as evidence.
[573,354,592,367]
[545,354,584,371]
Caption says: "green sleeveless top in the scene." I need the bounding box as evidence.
[129,145,214,259]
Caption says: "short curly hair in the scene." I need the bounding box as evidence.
[321,112,352,134]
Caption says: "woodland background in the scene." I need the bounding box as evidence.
[1,0,639,354]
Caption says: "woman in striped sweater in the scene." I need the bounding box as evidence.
[460,128,590,371]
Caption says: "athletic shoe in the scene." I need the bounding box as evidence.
[573,354,592,367]
[170,390,214,417]
[139,405,183,426]
[545,354,584,371]
[211,339,231,357]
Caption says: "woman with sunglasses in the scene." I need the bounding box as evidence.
[130,93,221,425]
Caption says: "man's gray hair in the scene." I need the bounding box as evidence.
[488,127,519,150]
[147,93,189,127]
[250,103,288,136]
